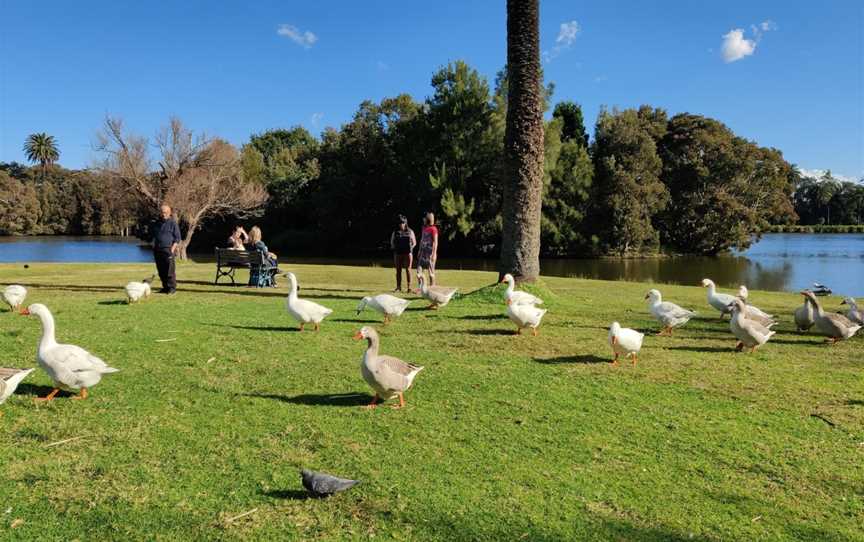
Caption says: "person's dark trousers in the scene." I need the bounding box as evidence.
[153,248,177,292]
[394,253,412,291]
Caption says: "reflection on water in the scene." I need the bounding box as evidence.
[0,233,861,296]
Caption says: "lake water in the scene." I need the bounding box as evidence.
[0,233,861,296]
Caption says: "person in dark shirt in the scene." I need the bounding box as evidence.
[390,215,416,292]
[152,204,181,294]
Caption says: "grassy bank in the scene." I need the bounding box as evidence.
[0,263,861,541]
[766,224,864,234]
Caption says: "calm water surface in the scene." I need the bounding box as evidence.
[0,234,861,296]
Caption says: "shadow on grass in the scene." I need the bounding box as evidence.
[451,314,503,321]
[98,300,127,306]
[769,338,826,345]
[260,488,314,501]
[205,323,298,332]
[845,398,864,407]
[667,345,731,353]
[15,383,75,398]
[20,284,121,293]
[242,392,373,407]
[331,318,380,324]
[534,355,609,364]
[458,328,513,336]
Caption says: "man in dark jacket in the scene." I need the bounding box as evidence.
[390,215,416,292]
[152,204,181,294]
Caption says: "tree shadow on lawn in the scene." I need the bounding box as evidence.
[454,328,514,336]
[450,314,503,321]
[534,354,609,364]
[330,318,380,324]
[242,391,374,407]
[97,300,127,306]
[15,383,75,398]
[21,284,122,293]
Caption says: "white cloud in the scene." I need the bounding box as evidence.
[721,20,776,63]
[798,168,861,184]
[543,20,580,63]
[310,112,324,128]
[721,29,756,63]
[277,24,318,49]
[376,60,389,72]
[593,74,608,83]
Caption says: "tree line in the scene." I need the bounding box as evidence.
[2,60,861,257]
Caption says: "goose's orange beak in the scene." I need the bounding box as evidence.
[506,298,512,306]
[19,307,30,316]
[352,331,363,340]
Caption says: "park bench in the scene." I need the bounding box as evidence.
[214,248,275,287]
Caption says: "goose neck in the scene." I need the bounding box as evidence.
[36,310,57,348]
[365,334,379,358]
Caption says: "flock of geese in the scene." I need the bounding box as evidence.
[1,272,862,413]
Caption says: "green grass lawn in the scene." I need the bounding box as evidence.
[0,262,861,541]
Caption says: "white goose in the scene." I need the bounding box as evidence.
[500,273,543,306]
[736,285,776,324]
[701,279,736,317]
[1,368,35,413]
[353,326,423,409]
[729,299,775,352]
[418,276,458,309]
[645,289,696,335]
[506,301,547,336]
[21,304,119,401]
[125,275,154,303]
[357,294,410,324]
[793,294,816,332]
[608,322,644,365]
[283,272,332,331]
[840,297,864,325]
[2,285,27,312]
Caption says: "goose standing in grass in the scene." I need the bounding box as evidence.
[21,304,119,401]
[506,299,547,336]
[729,299,776,352]
[736,285,777,327]
[645,289,696,335]
[608,322,643,365]
[802,291,862,342]
[418,275,457,309]
[701,279,736,318]
[0,368,35,415]
[353,326,423,409]
[284,272,332,331]
[125,275,154,303]
[793,293,816,332]
[840,297,863,325]
[500,273,543,306]
[356,294,410,324]
[2,285,27,312]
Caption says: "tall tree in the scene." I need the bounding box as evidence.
[23,133,60,178]
[552,101,589,148]
[499,0,545,281]
[95,116,268,259]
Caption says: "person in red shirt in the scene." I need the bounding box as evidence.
[416,212,439,287]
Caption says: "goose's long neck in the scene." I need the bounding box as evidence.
[365,334,379,358]
[288,277,298,300]
[706,283,716,298]
[505,277,515,296]
[809,296,824,317]
[36,311,57,348]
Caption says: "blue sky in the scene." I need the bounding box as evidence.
[1,0,862,181]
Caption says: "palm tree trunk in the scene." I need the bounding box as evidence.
[499,0,544,283]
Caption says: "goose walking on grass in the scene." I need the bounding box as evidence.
[283,272,332,331]
[506,299,547,336]
[701,279,736,318]
[794,293,816,332]
[729,299,775,353]
[2,285,27,312]
[353,326,423,409]
[356,294,410,324]
[21,304,119,401]
[608,322,643,365]
[418,275,457,309]
[0,368,35,416]
[500,273,543,306]
[801,290,862,343]
[736,285,776,327]
[645,289,696,336]
[125,275,155,303]
[840,297,863,325]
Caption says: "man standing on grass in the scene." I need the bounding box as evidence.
[153,204,180,294]
[390,215,416,292]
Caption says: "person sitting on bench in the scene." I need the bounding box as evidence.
[247,226,279,286]
[227,225,248,250]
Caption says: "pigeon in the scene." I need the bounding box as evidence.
[300,469,359,497]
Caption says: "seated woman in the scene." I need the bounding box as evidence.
[227,225,248,250]
[247,226,280,287]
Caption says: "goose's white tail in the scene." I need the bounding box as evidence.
[5,368,35,389]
